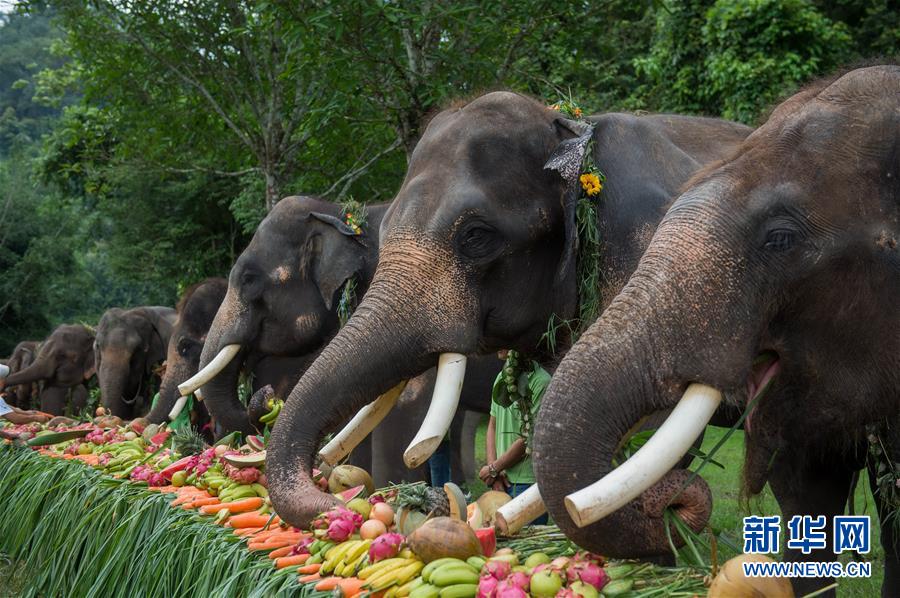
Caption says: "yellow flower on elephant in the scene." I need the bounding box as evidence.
[580,173,602,196]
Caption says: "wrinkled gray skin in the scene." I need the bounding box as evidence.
[534,66,899,597]
[267,91,751,528]
[95,306,176,418]
[146,278,227,426]
[0,325,95,415]
[4,340,39,408]
[196,196,388,436]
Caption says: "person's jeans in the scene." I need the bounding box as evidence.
[507,482,549,525]
[428,437,452,488]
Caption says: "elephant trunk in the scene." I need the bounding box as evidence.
[1,355,54,388]
[99,354,134,418]
[194,289,256,436]
[147,346,193,423]
[268,289,434,527]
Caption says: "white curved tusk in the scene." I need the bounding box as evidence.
[495,484,545,536]
[168,396,189,421]
[0,364,8,378]
[565,383,722,528]
[194,388,204,401]
[318,380,408,466]
[177,344,240,396]
[403,353,467,469]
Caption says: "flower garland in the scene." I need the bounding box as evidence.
[337,198,367,326]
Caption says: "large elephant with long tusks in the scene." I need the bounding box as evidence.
[0,324,95,415]
[94,306,176,418]
[265,91,751,529]
[533,65,900,597]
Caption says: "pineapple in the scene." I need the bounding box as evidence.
[393,482,450,517]
[171,426,207,456]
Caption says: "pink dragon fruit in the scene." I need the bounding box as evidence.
[478,574,500,598]
[483,560,512,580]
[494,580,528,598]
[290,536,315,556]
[555,590,577,598]
[327,517,356,542]
[368,494,386,505]
[506,571,530,591]
[223,463,260,484]
[369,533,404,562]
[566,562,607,591]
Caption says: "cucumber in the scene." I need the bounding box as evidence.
[438,584,477,598]
[27,429,90,446]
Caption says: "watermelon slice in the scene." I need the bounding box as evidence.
[160,455,195,481]
[475,527,496,557]
[333,484,367,503]
[246,434,266,451]
[150,430,170,446]
[223,450,266,468]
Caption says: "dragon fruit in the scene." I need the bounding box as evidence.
[494,580,528,598]
[566,562,607,591]
[554,590,577,598]
[483,560,512,580]
[478,574,500,598]
[506,571,531,591]
[291,536,315,556]
[327,517,356,542]
[369,533,404,562]
[223,463,260,484]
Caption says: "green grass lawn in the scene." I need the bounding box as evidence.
[472,418,884,595]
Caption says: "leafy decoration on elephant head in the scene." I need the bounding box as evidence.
[307,206,369,320]
[542,98,606,353]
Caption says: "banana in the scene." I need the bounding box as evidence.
[395,577,419,597]
[422,558,467,583]
[438,584,477,598]
[251,483,268,497]
[359,557,407,579]
[370,560,424,591]
[384,588,398,598]
[409,584,440,598]
[429,564,480,587]
[466,557,486,571]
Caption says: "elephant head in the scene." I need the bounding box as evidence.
[95,306,176,418]
[266,91,750,526]
[533,65,900,562]
[146,278,227,424]
[4,340,39,408]
[0,324,95,414]
[185,196,387,435]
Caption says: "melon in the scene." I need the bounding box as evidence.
[328,464,374,495]
[443,482,467,520]
[708,554,794,597]
[247,435,266,451]
[476,491,511,526]
[466,502,484,530]
[407,517,483,563]
[223,450,266,468]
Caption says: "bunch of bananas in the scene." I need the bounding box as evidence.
[259,398,284,426]
[359,554,424,595]
[320,539,373,576]
[98,439,149,476]
[196,465,268,502]
[406,557,485,598]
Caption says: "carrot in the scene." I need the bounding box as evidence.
[296,563,322,575]
[264,533,303,545]
[335,578,366,597]
[227,512,276,529]
[233,528,261,537]
[199,497,264,516]
[182,497,220,510]
[298,573,322,584]
[275,554,310,569]
[314,577,342,591]
[247,542,277,552]
[267,546,294,559]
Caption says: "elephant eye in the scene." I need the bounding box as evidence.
[764,228,797,252]
[177,338,194,357]
[457,224,501,260]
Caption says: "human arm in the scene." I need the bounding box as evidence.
[479,416,498,485]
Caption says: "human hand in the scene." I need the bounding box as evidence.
[492,476,509,492]
[478,465,494,485]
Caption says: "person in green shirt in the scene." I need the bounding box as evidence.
[479,350,550,524]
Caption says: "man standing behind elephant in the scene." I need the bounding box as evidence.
[480,349,549,524]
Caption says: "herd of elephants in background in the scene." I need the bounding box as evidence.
[1,64,897,596]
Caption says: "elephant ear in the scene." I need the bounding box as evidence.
[142,309,174,375]
[544,118,595,316]
[83,347,96,381]
[307,212,368,311]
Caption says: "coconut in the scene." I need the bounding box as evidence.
[708,554,794,597]
[476,490,511,525]
[328,464,374,495]
[407,516,483,563]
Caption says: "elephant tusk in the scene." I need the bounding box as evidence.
[564,383,722,528]
[403,353,467,469]
[495,484,545,536]
[177,344,240,396]
[318,380,408,466]
[194,388,204,401]
[168,396,189,421]
[0,364,8,378]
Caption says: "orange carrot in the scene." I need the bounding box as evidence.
[199,497,264,516]
[313,577,341,591]
[264,533,303,545]
[234,528,261,537]
[227,512,276,529]
[247,542,277,551]
[334,578,366,597]
[296,563,322,575]
[267,546,294,559]
[275,554,310,569]
[182,497,220,510]
[298,573,322,584]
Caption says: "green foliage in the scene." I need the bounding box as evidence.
[634,0,854,123]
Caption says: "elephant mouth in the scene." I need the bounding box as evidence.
[744,351,781,435]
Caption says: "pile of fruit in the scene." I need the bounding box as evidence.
[1,418,709,597]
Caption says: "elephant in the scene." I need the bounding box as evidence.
[145,278,227,425]
[188,195,389,436]
[532,65,899,597]
[263,90,752,527]
[95,306,177,418]
[4,340,39,408]
[0,324,95,415]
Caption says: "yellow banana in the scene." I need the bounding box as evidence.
[359,557,407,579]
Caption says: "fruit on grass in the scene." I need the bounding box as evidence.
[347,497,372,519]
[708,554,794,597]
[171,471,188,487]
[328,464,374,495]
[407,517,482,563]
[569,581,599,598]
[524,553,550,569]
[370,501,395,526]
[529,569,562,597]
[360,519,388,539]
